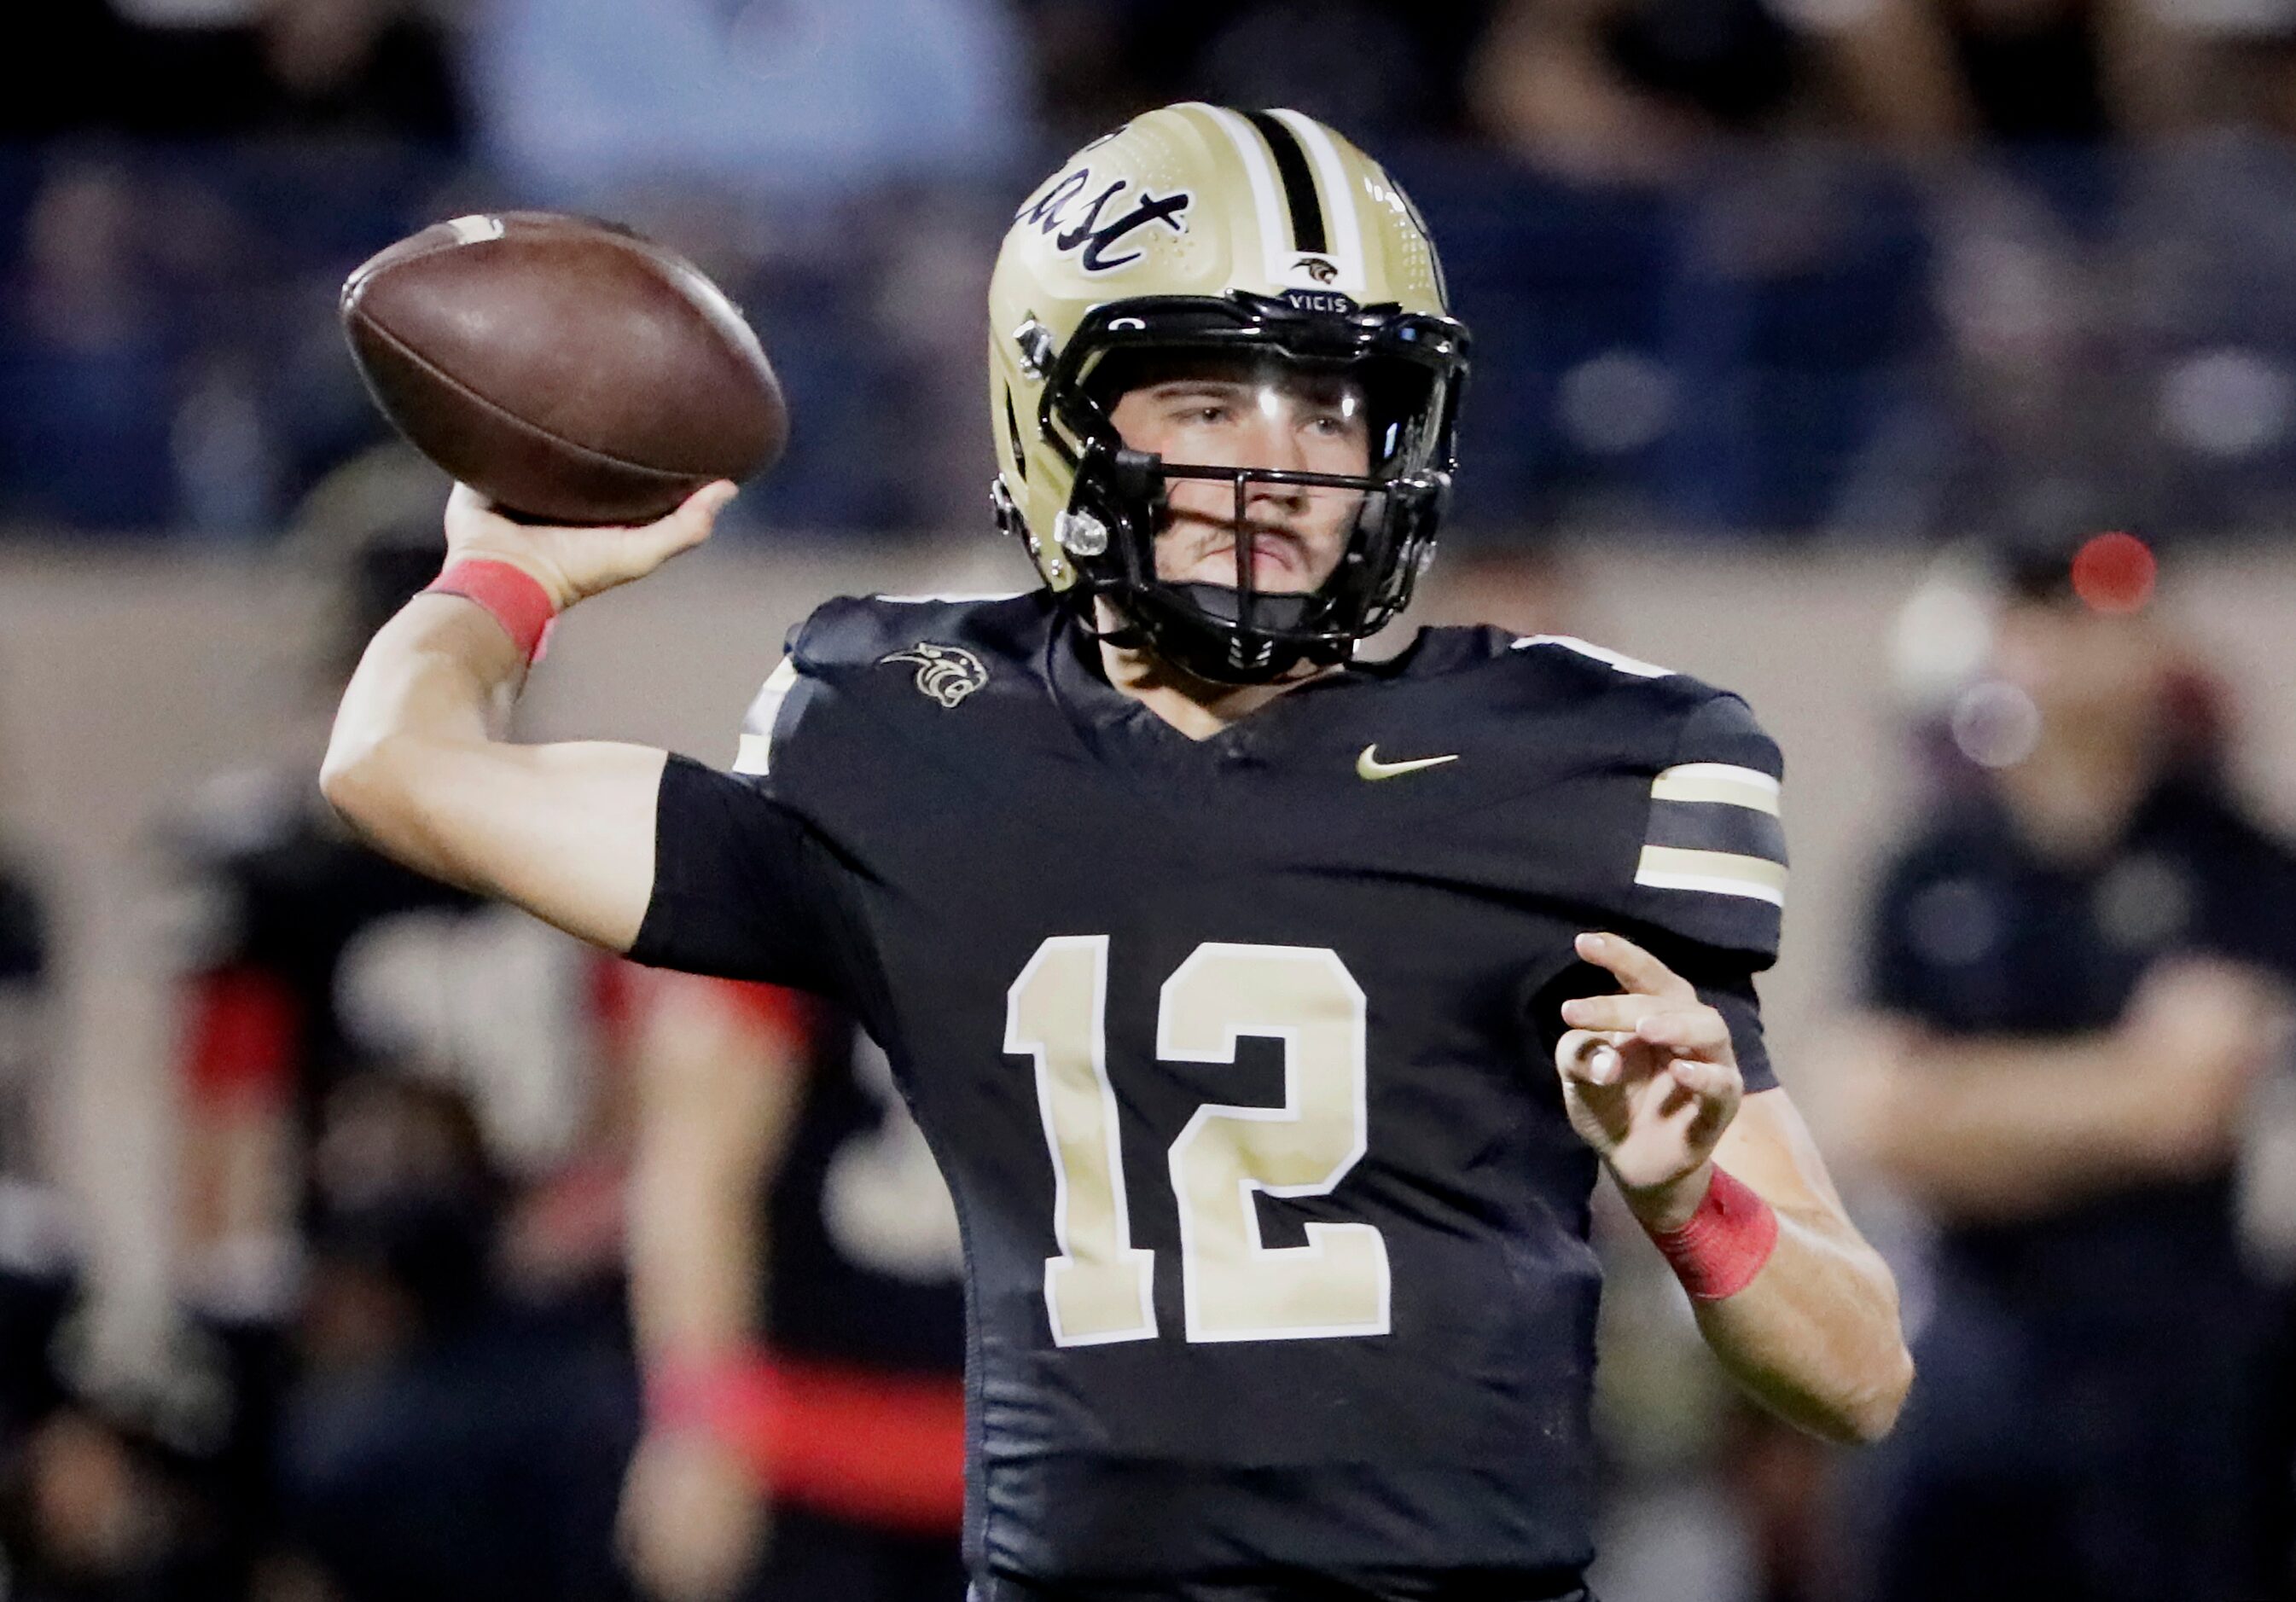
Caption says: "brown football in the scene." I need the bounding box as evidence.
[340,212,788,525]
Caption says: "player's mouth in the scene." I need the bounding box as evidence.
[1195,527,1315,589]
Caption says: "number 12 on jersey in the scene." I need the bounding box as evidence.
[1003,936,1391,1346]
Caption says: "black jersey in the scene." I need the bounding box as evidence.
[1866,775,2296,1316]
[631,592,1790,1600]
[164,769,607,1175]
[636,974,967,1377]
[765,1013,968,1377]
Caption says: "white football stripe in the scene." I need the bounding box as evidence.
[445,213,505,246]
[1650,763,1782,815]
[1268,108,1367,294]
[1635,846,1787,906]
[1188,103,1294,290]
[733,732,774,777]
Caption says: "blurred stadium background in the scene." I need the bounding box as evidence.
[3,2,2296,1599]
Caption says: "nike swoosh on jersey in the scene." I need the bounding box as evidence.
[1356,745,1460,781]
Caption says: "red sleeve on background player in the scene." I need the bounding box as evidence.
[707,976,816,1058]
[181,966,299,1108]
[599,958,818,1071]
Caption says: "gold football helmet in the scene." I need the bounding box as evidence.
[987,103,1470,683]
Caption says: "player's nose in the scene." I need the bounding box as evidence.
[1241,447,1311,526]
[1236,401,1311,478]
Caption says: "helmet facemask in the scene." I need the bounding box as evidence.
[1008,293,1468,686]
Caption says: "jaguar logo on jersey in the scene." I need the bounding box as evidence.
[878,641,988,708]
[1015,167,1192,274]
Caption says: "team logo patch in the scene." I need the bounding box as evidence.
[1015,166,1192,274]
[878,642,988,708]
[1295,255,1338,284]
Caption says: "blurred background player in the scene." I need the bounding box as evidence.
[156,456,642,1599]
[158,456,970,1602]
[616,972,964,1602]
[1837,530,2296,1602]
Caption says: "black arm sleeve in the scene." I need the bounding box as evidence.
[627,754,854,998]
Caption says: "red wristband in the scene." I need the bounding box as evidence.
[1645,1166,1779,1302]
[425,559,558,663]
[648,1350,776,1437]
[646,1349,968,1531]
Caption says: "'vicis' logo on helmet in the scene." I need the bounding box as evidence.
[878,642,989,708]
[1016,167,1192,274]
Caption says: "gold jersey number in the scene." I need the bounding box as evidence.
[1004,937,1392,1346]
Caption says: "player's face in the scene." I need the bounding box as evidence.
[1993,600,2168,741]
[1108,360,1373,594]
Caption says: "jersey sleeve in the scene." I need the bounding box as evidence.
[1619,692,1789,1091]
[627,657,854,997]
[1625,692,1787,964]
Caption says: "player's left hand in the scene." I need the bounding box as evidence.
[1555,932,1743,1230]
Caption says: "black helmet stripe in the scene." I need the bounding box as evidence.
[1242,110,1328,256]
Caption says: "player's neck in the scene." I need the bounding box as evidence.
[1092,600,1332,740]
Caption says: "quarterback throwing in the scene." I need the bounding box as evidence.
[323,104,1910,1602]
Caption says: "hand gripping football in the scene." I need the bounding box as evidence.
[340,212,788,525]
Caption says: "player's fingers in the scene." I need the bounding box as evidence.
[1632,1006,1732,1059]
[444,481,510,543]
[1665,1053,1741,1104]
[642,480,737,561]
[1557,1029,1627,1088]
[1559,994,1667,1035]
[1574,932,1695,1001]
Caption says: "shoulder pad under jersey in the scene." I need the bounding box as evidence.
[731,589,1052,777]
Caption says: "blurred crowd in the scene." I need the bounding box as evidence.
[12,1,2296,540]
[5,5,2296,1602]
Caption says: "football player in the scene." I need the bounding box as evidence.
[320,105,1912,1601]
[616,970,966,1602]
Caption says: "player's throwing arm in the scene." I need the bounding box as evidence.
[323,214,780,951]
[321,483,735,951]
[1559,932,1914,1442]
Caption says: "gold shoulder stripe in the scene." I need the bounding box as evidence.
[1650,763,1781,816]
[1635,845,1787,906]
